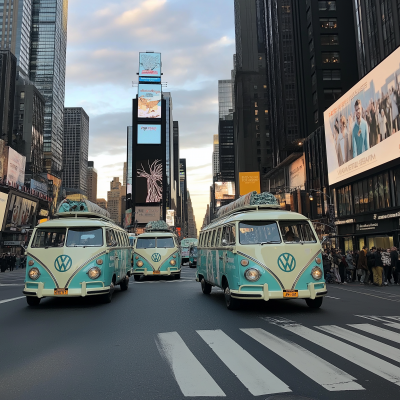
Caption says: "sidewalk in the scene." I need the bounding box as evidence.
[0,268,26,286]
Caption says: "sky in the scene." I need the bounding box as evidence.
[64,0,235,231]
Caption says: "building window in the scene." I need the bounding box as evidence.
[20,92,25,99]
[314,110,318,123]
[255,118,259,122]
[324,89,341,100]
[318,1,336,11]
[321,34,339,45]
[255,110,258,115]
[322,52,340,63]
[310,55,315,69]
[311,72,317,86]
[265,110,268,114]
[312,91,318,105]
[322,69,341,80]
[263,85,267,89]
[309,39,314,52]
[320,18,337,29]
[254,85,258,90]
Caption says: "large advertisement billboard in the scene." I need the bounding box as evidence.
[7,147,26,186]
[215,182,235,200]
[288,155,306,189]
[135,206,161,224]
[324,46,400,185]
[138,84,162,119]
[139,52,161,77]
[136,159,163,203]
[4,194,38,232]
[137,124,161,144]
[0,192,8,230]
[46,173,62,215]
[239,172,260,196]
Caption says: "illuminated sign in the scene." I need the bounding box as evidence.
[136,159,163,203]
[239,172,260,196]
[135,206,161,223]
[137,124,161,144]
[138,84,162,119]
[215,182,235,200]
[139,77,161,83]
[139,52,161,77]
[324,46,400,185]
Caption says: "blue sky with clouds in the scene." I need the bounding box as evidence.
[65,0,235,228]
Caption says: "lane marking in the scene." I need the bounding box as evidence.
[0,284,25,287]
[334,286,400,302]
[325,296,340,299]
[384,323,400,330]
[348,324,400,343]
[156,331,225,397]
[241,328,363,392]
[197,329,291,396]
[268,322,400,386]
[0,296,25,304]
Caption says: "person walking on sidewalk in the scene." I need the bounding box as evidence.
[367,248,376,284]
[0,254,6,273]
[358,246,370,284]
[373,248,384,286]
[382,248,392,285]
[346,250,356,282]
[390,246,398,284]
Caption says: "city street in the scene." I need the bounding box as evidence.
[1,267,400,400]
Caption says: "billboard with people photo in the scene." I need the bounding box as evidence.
[324,46,400,185]
[4,194,37,231]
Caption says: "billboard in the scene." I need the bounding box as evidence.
[215,182,235,200]
[7,147,26,186]
[135,206,161,224]
[324,46,400,185]
[138,84,162,119]
[239,172,260,196]
[139,52,161,77]
[288,155,306,189]
[0,192,8,230]
[139,77,161,83]
[46,173,62,215]
[0,139,6,180]
[136,159,163,203]
[166,209,175,227]
[4,194,37,232]
[31,179,48,195]
[137,124,161,144]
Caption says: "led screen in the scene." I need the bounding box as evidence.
[139,52,161,77]
[138,84,162,119]
[135,206,161,223]
[324,46,400,185]
[137,124,161,144]
[215,182,235,200]
[136,159,163,203]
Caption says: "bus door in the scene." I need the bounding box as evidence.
[222,225,237,283]
[106,229,118,273]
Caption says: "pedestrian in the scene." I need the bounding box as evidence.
[5,253,13,271]
[373,248,384,286]
[15,254,21,270]
[346,250,356,282]
[331,249,342,283]
[338,249,347,284]
[381,248,392,285]
[322,249,331,280]
[366,248,375,284]
[0,254,6,273]
[357,246,370,284]
[396,253,400,286]
[390,246,398,284]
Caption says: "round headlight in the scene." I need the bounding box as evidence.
[170,259,176,266]
[315,257,322,264]
[240,259,249,266]
[87,267,101,280]
[173,255,177,258]
[244,268,261,282]
[311,266,323,280]
[28,260,35,266]
[28,267,40,280]
[96,259,103,265]
[136,260,144,267]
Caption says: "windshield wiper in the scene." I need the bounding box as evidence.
[260,241,280,245]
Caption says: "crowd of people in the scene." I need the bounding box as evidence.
[0,254,26,272]
[322,246,400,286]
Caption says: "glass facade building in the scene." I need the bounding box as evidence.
[30,0,68,174]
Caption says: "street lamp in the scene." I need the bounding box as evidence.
[308,189,331,204]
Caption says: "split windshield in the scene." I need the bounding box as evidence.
[66,228,104,247]
[239,222,281,245]
[279,221,317,243]
[136,237,175,249]
[32,228,67,248]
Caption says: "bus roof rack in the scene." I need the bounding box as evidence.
[55,199,112,220]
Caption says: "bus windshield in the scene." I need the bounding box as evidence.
[279,221,317,243]
[32,228,67,248]
[136,238,156,249]
[190,247,198,257]
[157,238,175,248]
[66,228,104,247]
[239,221,281,245]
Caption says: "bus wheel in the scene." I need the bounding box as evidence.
[133,275,141,282]
[224,284,240,310]
[26,296,41,306]
[305,297,323,309]
[174,272,181,280]
[120,276,129,291]
[201,278,212,294]
[101,283,114,304]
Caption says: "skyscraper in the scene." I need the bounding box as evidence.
[62,107,89,195]
[87,161,97,203]
[212,134,220,177]
[30,0,68,174]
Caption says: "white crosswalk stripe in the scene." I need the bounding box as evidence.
[385,322,400,330]
[348,323,400,343]
[198,329,291,396]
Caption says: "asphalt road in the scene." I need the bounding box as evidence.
[1,267,400,400]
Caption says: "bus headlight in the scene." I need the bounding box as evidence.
[244,268,261,282]
[87,267,101,280]
[173,255,177,258]
[311,266,322,280]
[170,259,176,266]
[136,261,144,267]
[28,267,40,280]
[28,260,35,266]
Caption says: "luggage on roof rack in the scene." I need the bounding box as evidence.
[145,220,171,232]
[55,199,111,219]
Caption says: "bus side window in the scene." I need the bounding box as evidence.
[124,233,129,247]
[114,230,121,247]
[210,230,216,247]
[222,225,236,245]
[106,229,116,247]
[207,231,212,247]
[204,232,209,247]
[198,233,202,247]
[215,228,222,247]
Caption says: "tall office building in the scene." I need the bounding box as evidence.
[212,134,220,177]
[107,177,123,225]
[87,161,97,203]
[353,0,400,78]
[123,161,127,187]
[179,159,188,236]
[62,107,89,195]
[30,0,68,174]
[187,191,197,238]
[218,79,235,181]
[173,121,181,228]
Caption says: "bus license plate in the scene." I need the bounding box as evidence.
[54,288,68,295]
[283,290,298,298]
[153,271,160,275]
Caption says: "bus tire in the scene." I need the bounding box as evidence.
[224,284,240,310]
[133,275,141,281]
[120,276,129,291]
[101,283,114,304]
[26,296,41,306]
[201,278,212,294]
[174,272,181,280]
[305,297,323,309]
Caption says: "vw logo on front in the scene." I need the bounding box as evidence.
[151,253,162,262]
[54,255,73,272]
[277,253,296,272]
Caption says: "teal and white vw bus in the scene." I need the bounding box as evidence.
[23,200,132,306]
[132,220,181,280]
[197,192,326,310]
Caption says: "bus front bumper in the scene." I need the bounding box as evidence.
[230,282,327,301]
[23,281,111,298]
[132,267,181,276]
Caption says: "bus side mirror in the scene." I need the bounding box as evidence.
[222,239,228,246]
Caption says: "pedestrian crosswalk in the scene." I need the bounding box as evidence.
[156,317,400,397]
